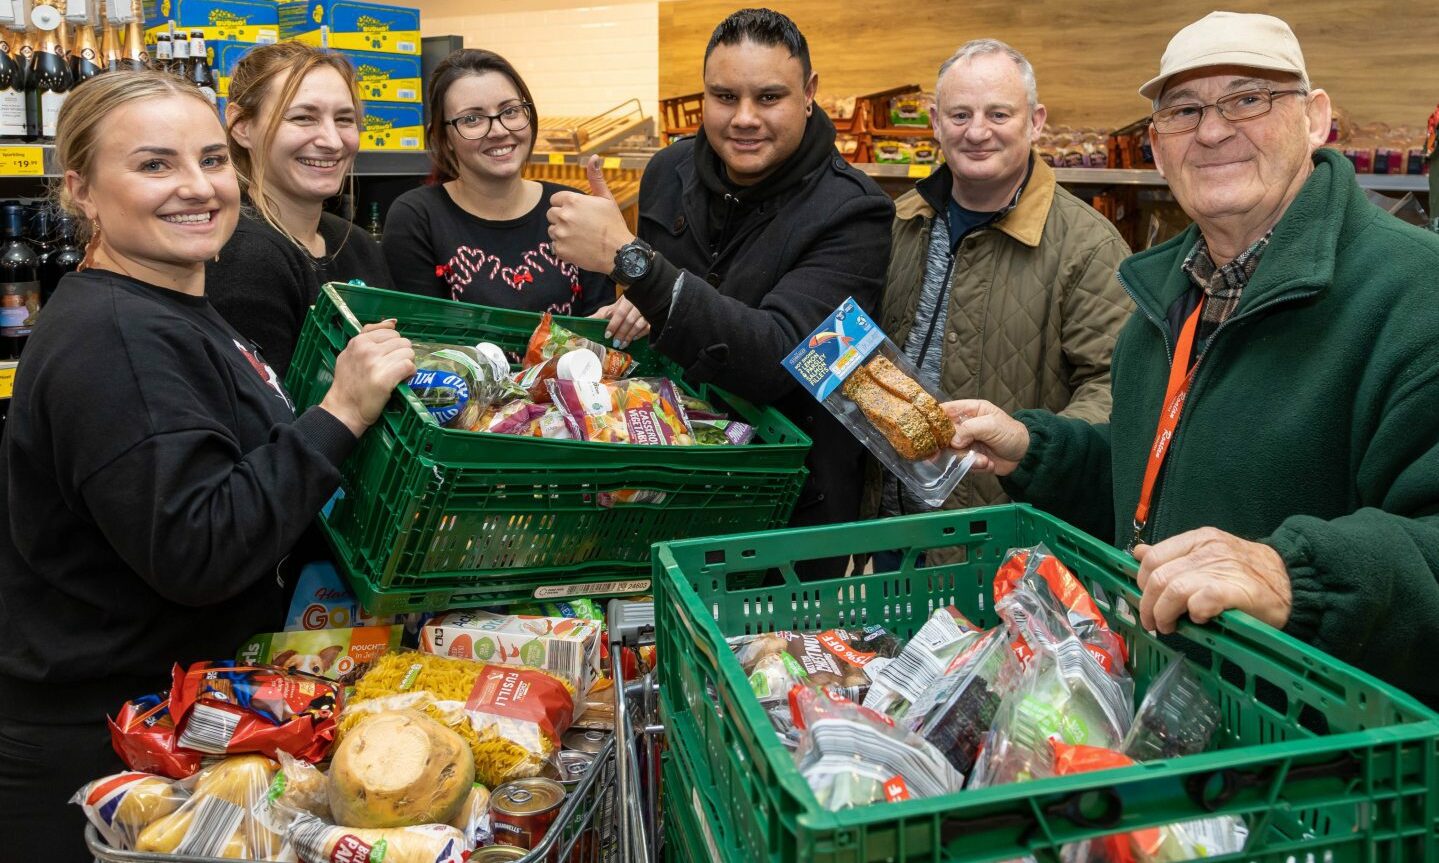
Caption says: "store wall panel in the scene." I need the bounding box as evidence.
[659,0,1438,129]
[423,2,660,123]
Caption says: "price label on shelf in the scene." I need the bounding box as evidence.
[907,164,932,178]
[0,363,16,400]
[0,147,44,176]
[603,157,622,169]
[547,152,566,165]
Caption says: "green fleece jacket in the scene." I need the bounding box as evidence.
[1002,149,1439,706]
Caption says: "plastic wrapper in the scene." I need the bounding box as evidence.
[447,783,493,847]
[108,691,204,779]
[267,752,331,822]
[282,811,468,863]
[73,771,187,850]
[783,297,974,506]
[1052,743,1248,863]
[408,342,516,429]
[170,662,342,765]
[863,607,983,720]
[734,626,900,704]
[513,347,605,404]
[791,685,964,810]
[1121,661,1219,762]
[548,377,695,445]
[474,400,547,435]
[691,417,756,445]
[915,627,1019,776]
[524,312,637,378]
[338,651,575,788]
[130,754,289,859]
[995,544,1128,675]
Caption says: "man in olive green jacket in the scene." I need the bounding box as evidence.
[865,40,1131,553]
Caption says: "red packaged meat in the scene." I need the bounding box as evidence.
[169,661,342,765]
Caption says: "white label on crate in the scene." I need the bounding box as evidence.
[533,579,650,599]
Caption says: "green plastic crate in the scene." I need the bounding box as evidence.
[285,283,811,613]
[654,504,1439,863]
[666,749,741,863]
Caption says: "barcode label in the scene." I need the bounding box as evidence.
[174,795,245,857]
[289,811,346,861]
[177,703,240,754]
[544,639,579,679]
[867,644,947,708]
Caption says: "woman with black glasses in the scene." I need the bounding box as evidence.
[382,49,612,315]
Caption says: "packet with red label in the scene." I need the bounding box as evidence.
[107,692,204,779]
[524,312,637,378]
[994,543,1128,675]
[790,685,963,811]
[735,626,900,704]
[169,662,342,765]
[548,377,695,445]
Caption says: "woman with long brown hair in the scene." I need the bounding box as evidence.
[0,70,413,860]
[382,48,611,316]
[207,41,392,377]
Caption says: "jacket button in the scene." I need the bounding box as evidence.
[832,156,846,170]
[673,215,686,232]
[805,415,815,425]
[946,332,958,344]
[707,272,720,282]
[816,493,826,502]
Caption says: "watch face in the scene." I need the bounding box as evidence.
[620,246,649,279]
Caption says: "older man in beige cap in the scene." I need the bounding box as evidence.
[943,12,1439,707]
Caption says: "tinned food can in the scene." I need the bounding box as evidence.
[561,728,609,754]
[557,749,595,793]
[492,777,566,851]
[469,846,528,862]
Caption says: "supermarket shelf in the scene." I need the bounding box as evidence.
[854,162,1431,193]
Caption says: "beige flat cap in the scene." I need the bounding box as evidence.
[1140,11,1308,100]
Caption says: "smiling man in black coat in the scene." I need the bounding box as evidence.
[549,9,894,566]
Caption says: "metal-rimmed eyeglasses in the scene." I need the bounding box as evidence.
[444,103,533,140]
[1150,88,1307,135]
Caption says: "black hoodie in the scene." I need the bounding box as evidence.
[623,107,894,563]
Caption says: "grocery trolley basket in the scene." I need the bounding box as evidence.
[609,598,664,863]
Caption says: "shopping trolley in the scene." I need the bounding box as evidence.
[607,599,663,863]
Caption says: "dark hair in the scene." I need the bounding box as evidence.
[424,49,538,184]
[704,8,812,80]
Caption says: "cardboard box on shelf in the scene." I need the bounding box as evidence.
[204,39,265,96]
[145,0,279,43]
[280,0,420,55]
[341,49,421,102]
[361,100,424,149]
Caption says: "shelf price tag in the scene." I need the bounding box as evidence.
[0,363,15,400]
[603,156,621,170]
[907,164,932,178]
[547,152,566,165]
[0,146,44,176]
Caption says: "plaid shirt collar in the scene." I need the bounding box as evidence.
[1182,230,1274,339]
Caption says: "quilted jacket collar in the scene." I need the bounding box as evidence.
[894,152,1053,248]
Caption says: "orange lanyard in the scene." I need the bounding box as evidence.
[1130,302,1203,551]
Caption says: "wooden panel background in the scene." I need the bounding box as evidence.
[659,0,1437,130]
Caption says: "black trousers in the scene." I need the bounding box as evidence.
[0,716,123,863]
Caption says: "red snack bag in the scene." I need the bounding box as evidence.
[994,544,1128,674]
[107,691,203,779]
[523,312,637,378]
[1051,743,1161,862]
[169,661,342,765]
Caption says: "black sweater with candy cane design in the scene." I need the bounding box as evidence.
[383,181,613,316]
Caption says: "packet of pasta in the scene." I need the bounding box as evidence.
[524,312,637,378]
[547,377,694,445]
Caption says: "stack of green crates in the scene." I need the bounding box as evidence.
[654,504,1439,862]
[284,283,811,614]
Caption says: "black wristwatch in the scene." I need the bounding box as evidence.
[611,238,655,284]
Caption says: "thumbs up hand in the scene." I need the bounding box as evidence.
[547,154,634,275]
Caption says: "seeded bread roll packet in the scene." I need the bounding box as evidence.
[783,297,974,506]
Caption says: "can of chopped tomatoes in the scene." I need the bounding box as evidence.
[492,777,566,853]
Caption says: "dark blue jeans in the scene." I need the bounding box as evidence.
[870,549,927,572]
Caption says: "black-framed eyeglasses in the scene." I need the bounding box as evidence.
[444,102,533,140]
[1150,88,1307,135]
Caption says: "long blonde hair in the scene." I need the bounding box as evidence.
[52,71,216,263]
[226,42,362,248]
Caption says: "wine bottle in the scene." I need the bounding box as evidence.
[152,31,169,75]
[119,0,144,69]
[366,201,383,243]
[42,212,79,305]
[17,19,40,140]
[0,28,24,138]
[98,0,120,72]
[70,0,100,83]
[31,0,70,139]
[187,28,213,101]
[0,202,41,347]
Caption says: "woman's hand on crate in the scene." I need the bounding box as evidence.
[320,320,417,437]
[547,155,635,274]
[942,399,1030,475]
[1133,527,1292,633]
[590,295,650,347]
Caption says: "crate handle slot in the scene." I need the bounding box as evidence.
[1182,753,1360,812]
[938,786,1123,847]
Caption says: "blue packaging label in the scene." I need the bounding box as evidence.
[408,367,470,425]
[782,297,887,400]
